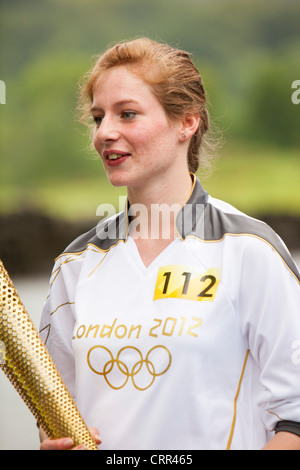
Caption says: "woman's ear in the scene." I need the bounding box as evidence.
[179,113,200,141]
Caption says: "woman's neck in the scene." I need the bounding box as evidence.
[127,170,193,241]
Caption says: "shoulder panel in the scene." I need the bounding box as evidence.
[61,211,128,256]
[202,202,300,282]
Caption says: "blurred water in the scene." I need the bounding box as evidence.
[0,252,300,450]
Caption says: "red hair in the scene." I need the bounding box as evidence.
[78,37,218,173]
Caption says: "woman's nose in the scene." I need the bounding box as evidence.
[94,116,120,143]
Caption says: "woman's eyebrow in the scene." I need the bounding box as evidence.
[90,99,139,113]
[114,99,140,107]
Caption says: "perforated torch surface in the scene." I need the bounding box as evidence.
[0,260,98,450]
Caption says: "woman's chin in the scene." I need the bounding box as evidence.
[105,170,131,188]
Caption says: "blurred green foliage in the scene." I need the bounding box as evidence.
[0,0,299,217]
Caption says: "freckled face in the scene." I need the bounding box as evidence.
[91,66,184,190]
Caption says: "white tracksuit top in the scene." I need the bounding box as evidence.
[39,176,300,450]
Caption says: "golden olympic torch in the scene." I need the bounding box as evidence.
[0,260,98,450]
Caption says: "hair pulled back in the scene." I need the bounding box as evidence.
[78,37,216,174]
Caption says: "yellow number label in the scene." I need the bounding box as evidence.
[153,265,220,302]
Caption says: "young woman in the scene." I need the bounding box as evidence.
[39,38,300,450]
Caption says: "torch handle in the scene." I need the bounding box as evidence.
[0,260,98,450]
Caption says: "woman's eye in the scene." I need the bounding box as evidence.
[122,111,136,120]
[93,116,104,126]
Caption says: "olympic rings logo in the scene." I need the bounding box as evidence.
[87,345,172,391]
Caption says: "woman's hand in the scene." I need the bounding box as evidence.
[262,431,300,450]
[39,427,101,450]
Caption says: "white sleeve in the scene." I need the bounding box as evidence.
[234,237,300,431]
[39,256,78,400]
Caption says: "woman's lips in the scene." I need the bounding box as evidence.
[103,150,131,166]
